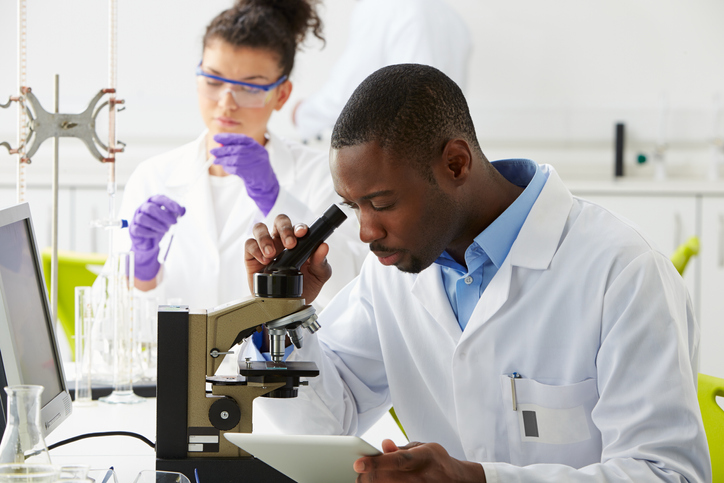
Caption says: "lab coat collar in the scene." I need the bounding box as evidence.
[507,165,573,269]
[457,165,571,338]
[411,266,463,343]
[411,164,571,339]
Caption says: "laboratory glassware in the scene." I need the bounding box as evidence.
[98,252,143,404]
[0,464,60,483]
[0,386,52,465]
[85,468,116,483]
[57,465,89,481]
[73,287,95,406]
[135,292,159,381]
[133,470,190,483]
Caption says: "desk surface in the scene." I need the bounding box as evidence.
[46,398,156,483]
[45,397,405,483]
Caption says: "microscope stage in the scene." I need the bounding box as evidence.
[237,360,319,378]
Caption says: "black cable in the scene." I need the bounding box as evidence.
[48,431,155,450]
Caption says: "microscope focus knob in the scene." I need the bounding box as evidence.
[209,397,241,431]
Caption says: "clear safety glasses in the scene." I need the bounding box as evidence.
[195,62,287,108]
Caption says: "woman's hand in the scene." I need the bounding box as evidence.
[211,133,279,216]
[244,214,332,303]
[353,439,486,483]
[129,194,186,284]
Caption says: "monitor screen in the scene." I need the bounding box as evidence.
[0,202,72,437]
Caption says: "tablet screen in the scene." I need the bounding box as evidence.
[224,433,381,483]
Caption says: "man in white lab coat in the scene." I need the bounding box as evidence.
[244,64,711,482]
[293,0,471,143]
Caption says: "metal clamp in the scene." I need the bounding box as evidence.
[0,96,24,155]
[1,86,125,163]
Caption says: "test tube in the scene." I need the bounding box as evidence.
[74,286,95,406]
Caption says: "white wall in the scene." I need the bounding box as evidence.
[1,0,723,191]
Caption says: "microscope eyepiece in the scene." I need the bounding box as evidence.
[254,204,347,298]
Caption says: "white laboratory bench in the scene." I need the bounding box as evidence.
[45,398,156,483]
[44,396,406,483]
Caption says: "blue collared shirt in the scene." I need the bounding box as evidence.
[435,159,548,330]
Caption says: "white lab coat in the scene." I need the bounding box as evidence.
[295,0,472,141]
[250,165,711,482]
[113,131,366,310]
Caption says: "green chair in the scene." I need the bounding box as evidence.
[671,236,700,275]
[41,249,107,358]
[698,373,724,482]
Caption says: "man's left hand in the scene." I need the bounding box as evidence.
[354,439,486,483]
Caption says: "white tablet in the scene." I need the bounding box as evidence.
[224,433,381,483]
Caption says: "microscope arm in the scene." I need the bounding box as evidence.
[205,296,307,376]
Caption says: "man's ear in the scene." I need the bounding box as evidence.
[441,138,473,185]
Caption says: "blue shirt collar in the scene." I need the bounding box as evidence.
[435,159,547,270]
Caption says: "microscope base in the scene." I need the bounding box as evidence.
[156,456,295,482]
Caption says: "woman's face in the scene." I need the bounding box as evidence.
[198,39,292,145]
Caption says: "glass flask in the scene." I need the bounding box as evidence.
[0,386,52,465]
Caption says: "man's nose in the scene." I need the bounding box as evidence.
[358,212,384,245]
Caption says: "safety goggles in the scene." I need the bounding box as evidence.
[195,62,287,108]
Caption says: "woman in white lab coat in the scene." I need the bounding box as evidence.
[114,0,365,310]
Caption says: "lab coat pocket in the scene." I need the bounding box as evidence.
[499,375,602,468]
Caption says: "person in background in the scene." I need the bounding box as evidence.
[115,0,366,313]
[244,64,710,482]
[293,0,471,143]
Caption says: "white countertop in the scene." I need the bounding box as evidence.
[44,395,406,483]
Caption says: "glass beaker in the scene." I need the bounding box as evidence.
[0,386,52,465]
[73,287,95,406]
[58,465,89,481]
[0,464,60,483]
[98,252,144,405]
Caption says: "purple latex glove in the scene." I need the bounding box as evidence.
[129,194,186,281]
[210,133,279,216]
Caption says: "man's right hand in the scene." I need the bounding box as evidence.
[244,214,332,304]
[129,194,186,282]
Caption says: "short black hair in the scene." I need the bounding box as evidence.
[331,64,483,181]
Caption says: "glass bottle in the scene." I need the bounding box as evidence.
[0,385,52,465]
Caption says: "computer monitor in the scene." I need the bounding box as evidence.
[0,202,72,438]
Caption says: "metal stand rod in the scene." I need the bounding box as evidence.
[16,0,28,203]
[51,74,59,324]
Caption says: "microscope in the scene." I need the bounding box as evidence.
[155,205,347,482]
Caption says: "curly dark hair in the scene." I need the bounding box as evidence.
[203,0,325,77]
[331,64,483,183]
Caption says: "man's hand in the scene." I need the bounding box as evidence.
[244,214,332,303]
[353,439,486,483]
